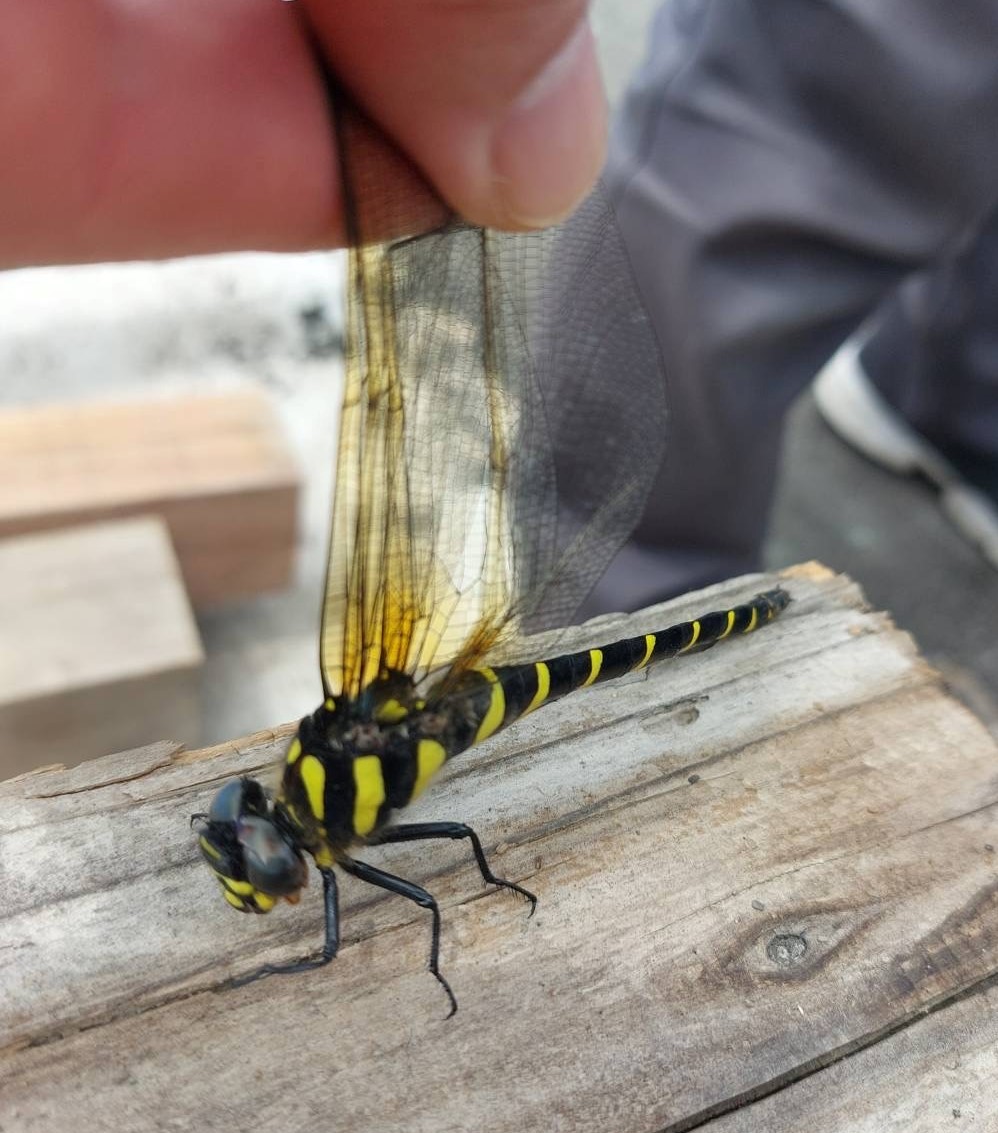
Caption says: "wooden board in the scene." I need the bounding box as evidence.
[0,389,299,606]
[0,516,203,777]
[2,564,997,1132]
[702,982,998,1131]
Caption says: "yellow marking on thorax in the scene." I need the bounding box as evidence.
[223,889,247,911]
[717,610,736,640]
[745,607,759,632]
[581,649,603,687]
[300,754,326,822]
[376,698,408,724]
[679,620,701,653]
[412,738,447,800]
[286,737,302,765]
[635,634,656,670]
[199,836,222,862]
[524,662,551,715]
[324,697,336,711]
[254,893,277,912]
[474,667,506,743]
[353,755,386,836]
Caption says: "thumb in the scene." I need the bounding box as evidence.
[306,0,607,231]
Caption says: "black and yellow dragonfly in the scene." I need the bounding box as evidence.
[194,79,789,1015]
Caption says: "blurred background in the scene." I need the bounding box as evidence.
[1,0,994,779]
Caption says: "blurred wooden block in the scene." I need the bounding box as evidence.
[0,516,204,776]
[0,389,299,606]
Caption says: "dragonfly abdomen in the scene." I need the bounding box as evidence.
[469,588,790,743]
[277,590,788,860]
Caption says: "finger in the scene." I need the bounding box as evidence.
[307,0,607,231]
[0,0,335,266]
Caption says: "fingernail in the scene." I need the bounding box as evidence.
[490,21,607,228]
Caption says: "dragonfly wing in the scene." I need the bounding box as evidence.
[320,95,519,700]
[485,183,671,639]
[320,89,669,701]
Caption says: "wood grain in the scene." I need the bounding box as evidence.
[703,982,998,1132]
[2,565,996,1132]
[0,389,299,606]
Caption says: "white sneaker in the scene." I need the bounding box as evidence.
[813,342,998,571]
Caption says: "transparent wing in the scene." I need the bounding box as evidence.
[319,90,668,702]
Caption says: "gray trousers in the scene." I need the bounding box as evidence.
[586,0,998,612]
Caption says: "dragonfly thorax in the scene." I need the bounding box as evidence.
[274,674,494,864]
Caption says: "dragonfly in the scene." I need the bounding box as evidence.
[193,74,789,1017]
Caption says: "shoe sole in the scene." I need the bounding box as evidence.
[813,343,998,571]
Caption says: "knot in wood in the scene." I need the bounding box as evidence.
[766,932,808,968]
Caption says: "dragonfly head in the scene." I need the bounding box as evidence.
[193,777,308,914]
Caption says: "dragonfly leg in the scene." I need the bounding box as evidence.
[340,856,458,1017]
[230,867,339,987]
[370,822,538,915]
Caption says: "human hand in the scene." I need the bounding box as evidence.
[1,0,605,267]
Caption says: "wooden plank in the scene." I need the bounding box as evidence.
[0,517,203,776]
[2,564,997,1132]
[701,983,998,1132]
[0,389,299,606]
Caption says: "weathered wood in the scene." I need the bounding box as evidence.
[2,565,997,1132]
[0,389,299,606]
[702,982,998,1132]
[0,517,203,778]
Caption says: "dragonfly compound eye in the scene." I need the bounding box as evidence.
[236,815,308,898]
[195,778,306,913]
[207,777,269,824]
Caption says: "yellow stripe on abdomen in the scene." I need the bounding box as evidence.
[679,620,701,653]
[353,754,386,836]
[635,634,656,670]
[581,649,603,687]
[474,667,506,743]
[524,662,551,715]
